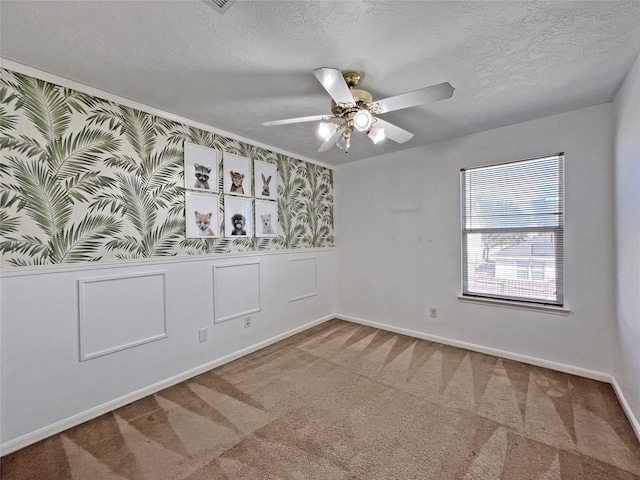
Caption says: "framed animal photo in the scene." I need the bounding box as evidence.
[184,142,219,192]
[185,192,219,238]
[224,196,252,238]
[254,160,277,201]
[223,153,251,197]
[255,200,278,238]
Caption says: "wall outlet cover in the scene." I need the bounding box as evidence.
[198,328,208,342]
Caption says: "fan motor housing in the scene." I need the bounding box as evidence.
[331,89,373,116]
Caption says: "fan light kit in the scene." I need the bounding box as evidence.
[262,68,454,153]
[353,109,373,132]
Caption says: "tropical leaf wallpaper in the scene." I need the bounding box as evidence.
[0,68,333,267]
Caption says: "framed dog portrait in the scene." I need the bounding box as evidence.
[223,153,251,197]
[185,192,219,238]
[224,196,252,238]
[255,200,278,238]
[184,142,219,192]
[254,160,277,201]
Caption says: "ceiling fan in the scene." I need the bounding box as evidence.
[262,67,454,153]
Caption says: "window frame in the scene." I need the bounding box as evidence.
[460,153,565,308]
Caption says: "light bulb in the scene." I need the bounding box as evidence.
[353,109,373,132]
[367,127,385,144]
[318,122,337,141]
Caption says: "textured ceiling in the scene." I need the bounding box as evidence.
[1,0,639,166]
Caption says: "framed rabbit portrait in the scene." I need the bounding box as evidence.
[254,160,277,201]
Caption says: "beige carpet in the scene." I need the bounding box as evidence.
[2,319,639,479]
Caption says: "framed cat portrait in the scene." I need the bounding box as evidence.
[224,196,252,238]
[255,200,278,238]
[185,192,220,238]
[184,142,219,192]
[223,153,251,198]
[254,160,277,201]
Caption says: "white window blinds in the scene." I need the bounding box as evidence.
[461,153,564,305]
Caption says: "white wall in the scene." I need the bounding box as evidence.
[0,250,336,452]
[613,53,640,432]
[335,103,618,376]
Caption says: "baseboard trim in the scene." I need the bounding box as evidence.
[610,375,640,442]
[335,314,640,442]
[5,313,638,454]
[335,314,610,381]
[0,314,334,456]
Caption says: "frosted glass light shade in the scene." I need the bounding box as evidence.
[368,127,385,144]
[318,122,337,141]
[335,133,351,150]
[353,110,373,132]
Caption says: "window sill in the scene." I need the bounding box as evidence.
[457,295,570,315]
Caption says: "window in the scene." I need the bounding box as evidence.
[461,153,564,306]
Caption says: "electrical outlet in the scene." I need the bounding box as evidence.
[429,307,438,319]
[244,316,251,328]
[198,328,208,343]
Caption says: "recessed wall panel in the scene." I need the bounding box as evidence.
[78,272,168,361]
[288,257,317,302]
[213,262,261,323]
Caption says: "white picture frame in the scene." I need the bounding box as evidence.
[184,142,219,192]
[254,160,278,200]
[223,152,251,197]
[224,196,252,238]
[255,200,278,238]
[185,192,219,238]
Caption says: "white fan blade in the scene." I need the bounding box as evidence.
[374,118,414,143]
[317,128,344,152]
[262,115,331,127]
[376,82,454,113]
[313,68,355,105]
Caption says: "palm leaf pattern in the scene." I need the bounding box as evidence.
[46,126,119,177]
[7,155,73,237]
[312,165,334,246]
[93,106,186,259]
[278,155,309,248]
[1,67,333,267]
[13,73,71,143]
[48,215,122,263]
[0,85,19,133]
[0,70,125,265]
[63,88,103,115]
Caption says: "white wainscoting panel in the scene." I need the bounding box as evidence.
[78,272,168,361]
[1,250,336,453]
[288,257,317,302]
[213,261,261,323]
